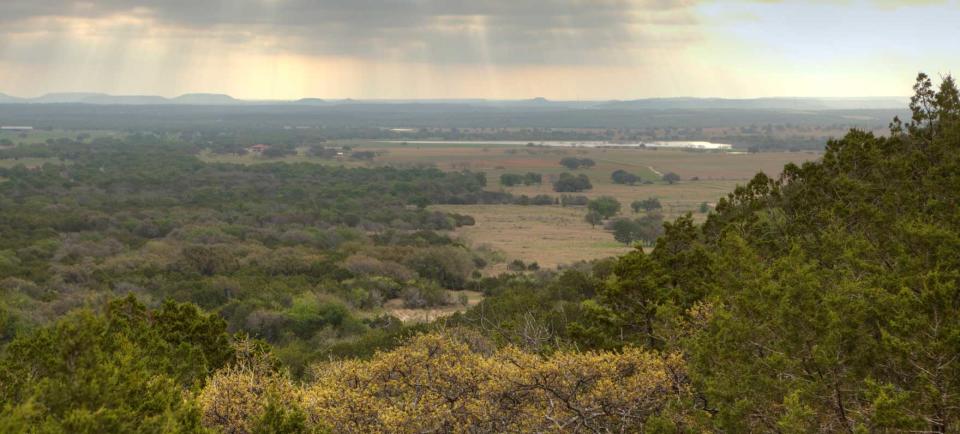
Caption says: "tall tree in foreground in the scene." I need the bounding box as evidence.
[578,72,960,432]
[0,296,234,433]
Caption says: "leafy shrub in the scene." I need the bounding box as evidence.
[301,333,692,433]
[611,169,640,185]
[405,246,475,290]
[400,281,450,308]
[553,173,592,192]
[559,157,596,170]
[342,255,416,282]
[587,196,621,219]
[199,339,307,434]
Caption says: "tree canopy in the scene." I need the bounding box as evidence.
[586,196,621,219]
[552,173,592,192]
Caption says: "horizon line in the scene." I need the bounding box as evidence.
[0,92,913,103]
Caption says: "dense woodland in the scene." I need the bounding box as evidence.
[0,73,958,433]
[0,138,500,374]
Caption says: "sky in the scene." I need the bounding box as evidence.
[0,0,957,100]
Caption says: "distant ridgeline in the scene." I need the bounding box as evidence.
[0,73,958,432]
[0,94,911,150]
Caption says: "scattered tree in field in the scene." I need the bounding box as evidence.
[611,170,640,185]
[500,173,524,186]
[587,196,621,219]
[662,172,681,184]
[559,157,596,170]
[610,219,635,244]
[500,172,543,186]
[699,202,710,213]
[523,172,542,185]
[529,194,554,205]
[608,213,664,246]
[560,157,580,169]
[560,194,590,206]
[553,173,592,192]
[631,197,662,213]
[585,211,603,228]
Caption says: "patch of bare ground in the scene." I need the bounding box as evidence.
[433,204,633,271]
[383,290,484,323]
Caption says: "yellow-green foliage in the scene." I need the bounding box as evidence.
[198,339,302,434]
[195,332,690,433]
[198,333,695,433]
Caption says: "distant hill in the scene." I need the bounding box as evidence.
[171,93,239,105]
[598,97,909,110]
[7,92,170,104]
[31,93,110,103]
[0,93,910,110]
[79,95,170,105]
[0,93,23,103]
[295,98,327,105]
[0,92,239,105]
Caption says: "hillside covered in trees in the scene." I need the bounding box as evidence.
[0,73,958,433]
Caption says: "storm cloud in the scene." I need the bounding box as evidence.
[0,0,956,99]
[0,0,699,65]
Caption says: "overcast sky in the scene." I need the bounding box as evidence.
[0,0,957,99]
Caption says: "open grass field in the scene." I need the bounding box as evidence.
[432,203,634,271]
[404,144,818,267]
[380,143,815,211]
[371,144,817,181]
[196,142,819,268]
[198,141,818,183]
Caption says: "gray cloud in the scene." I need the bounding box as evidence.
[0,0,700,65]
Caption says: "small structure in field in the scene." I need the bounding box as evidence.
[1,126,33,131]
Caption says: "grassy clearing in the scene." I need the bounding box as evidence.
[196,143,818,268]
[505,179,743,216]
[382,290,484,323]
[371,144,817,182]
[432,204,635,270]
[416,145,817,267]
